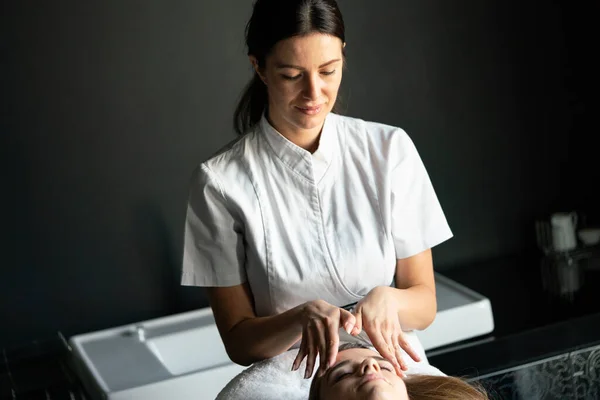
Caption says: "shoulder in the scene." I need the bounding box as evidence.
[194,129,260,186]
[333,114,417,163]
[203,131,255,171]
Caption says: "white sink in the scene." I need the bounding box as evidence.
[68,273,493,399]
[146,325,230,376]
[416,273,494,351]
[68,308,247,400]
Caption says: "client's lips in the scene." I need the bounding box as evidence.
[358,373,386,389]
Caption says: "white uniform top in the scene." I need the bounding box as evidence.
[182,112,453,319]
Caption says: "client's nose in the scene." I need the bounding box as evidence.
[360,358,381,375]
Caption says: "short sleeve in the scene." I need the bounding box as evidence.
[181,164,246,287]
[391,134,453,259]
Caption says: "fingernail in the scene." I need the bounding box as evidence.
[305,370,311,379]
[344,323,352,334]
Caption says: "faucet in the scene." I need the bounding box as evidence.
[122,324,148,342]
[135,325,146,342]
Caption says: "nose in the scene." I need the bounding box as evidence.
[360,358,381,375]
[302,73,321,101]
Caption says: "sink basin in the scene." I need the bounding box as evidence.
[68,308,247,400]
[416,273,494,351]
[146,325,230,375]
[68,273,493,399]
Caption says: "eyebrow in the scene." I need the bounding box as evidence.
[326,356,392,383]
[275,58,341,70]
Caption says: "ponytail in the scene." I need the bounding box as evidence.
[233,73,268,136]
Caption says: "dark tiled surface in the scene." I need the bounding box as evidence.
[473,344,600,400]
[0,336,88,399]
[429,311,600,378]
[428,250,600,378]
[572,345,600,399]
[478,353,574,400]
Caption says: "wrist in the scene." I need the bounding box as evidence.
[289,302,309,333]
[369,285,397,296]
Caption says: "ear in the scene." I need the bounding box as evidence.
[249,55,267,85]
[343,42,346,48]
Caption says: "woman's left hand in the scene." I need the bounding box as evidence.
[351,286,421,376]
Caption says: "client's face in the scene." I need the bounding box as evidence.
[317,348,408,400]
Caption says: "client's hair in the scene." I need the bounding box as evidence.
[309,343,489,400]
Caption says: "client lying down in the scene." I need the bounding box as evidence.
[217,339,488,399]
[309,342,488,400]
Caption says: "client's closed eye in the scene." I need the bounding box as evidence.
[373,357,395,372]
[333,372,351,383]
[380,363,394,372]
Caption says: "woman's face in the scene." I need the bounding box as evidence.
[253,33,344,141]
[317,348,409,400]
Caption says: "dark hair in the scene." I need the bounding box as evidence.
[233,0,346,135]
[309,342,489,400]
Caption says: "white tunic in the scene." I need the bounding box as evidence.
[182,112,453,319]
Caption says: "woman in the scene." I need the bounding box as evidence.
[182,0,452,381]
[309,343,489,400]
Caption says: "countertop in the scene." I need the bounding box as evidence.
[427,248,600,377]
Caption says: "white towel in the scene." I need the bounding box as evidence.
[215,350,313,400]
[215,330,445,400]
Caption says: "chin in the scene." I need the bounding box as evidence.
[289,110,328,130]
[360,382,395,397]
[294,118,324,131]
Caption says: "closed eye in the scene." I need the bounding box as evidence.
[281,70,336,80]
[334,372,352,383]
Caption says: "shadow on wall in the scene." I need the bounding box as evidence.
[131,201,209,315]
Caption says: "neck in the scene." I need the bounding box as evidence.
[267,112,323,154]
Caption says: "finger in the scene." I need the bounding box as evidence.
[304,324,318,379]
[392,334,408,373]
[398,332,421,363]
[383,330,404,376]
[339,309,356,334]
[292,328,308,371]
[325,318,340,371]
[369,328,401,373]
[316,321,329,376]
[351,308,362,335]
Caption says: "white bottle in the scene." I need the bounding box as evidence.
[550,212,578,252]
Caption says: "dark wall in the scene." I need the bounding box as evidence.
[559,4,600,219]
[2,1,591,347]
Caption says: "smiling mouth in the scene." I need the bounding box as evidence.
[295,105,323,115]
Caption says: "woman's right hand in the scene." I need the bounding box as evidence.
[291,300,357,379]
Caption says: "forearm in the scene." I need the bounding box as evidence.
[225,304,304,366]
[391,284,437,331]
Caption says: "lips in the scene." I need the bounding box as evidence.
[358,373,386,389]
[295,105,323,115]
